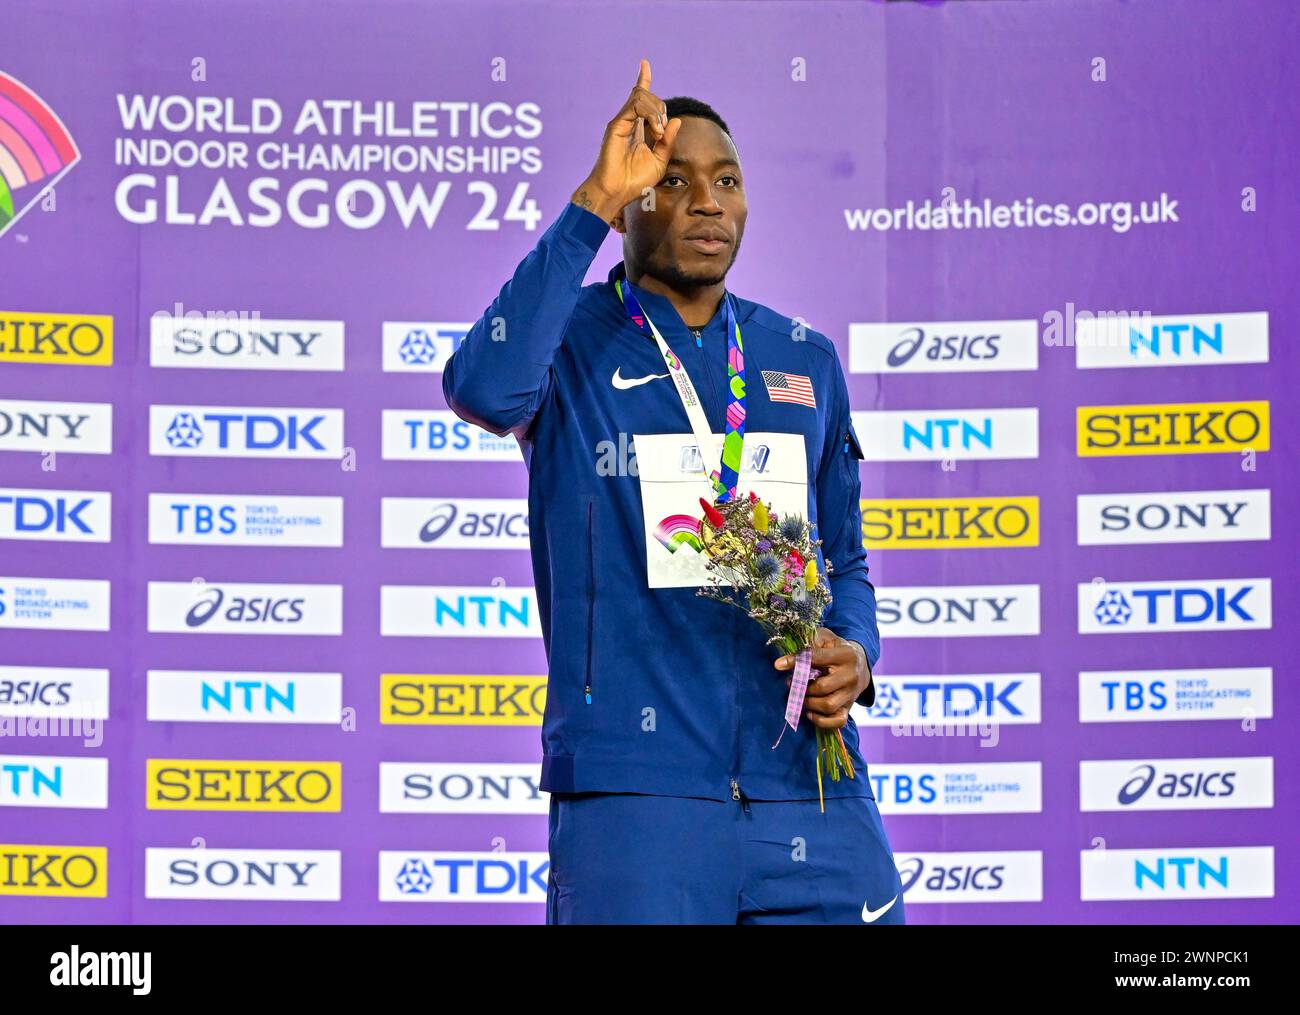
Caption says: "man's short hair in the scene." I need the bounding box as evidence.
[663,97,732,142]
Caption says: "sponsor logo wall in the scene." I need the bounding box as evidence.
[2,0,1294,924]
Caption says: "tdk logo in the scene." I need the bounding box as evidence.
[1080,579,1271,634]
[400,326,466,365]
[150,405,344,459]
[165,411,321,450]
[858,674,1041,725]
[165,412,204,447]
[382,322,472,372]
[0,489,109,542]
[380,851,550,902]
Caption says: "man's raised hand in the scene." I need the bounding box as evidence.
[571,58,681,222]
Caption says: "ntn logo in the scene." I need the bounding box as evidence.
[1135,855,1227,891]
[902,416,991,451]
[201,679,295,713]
[433,594,532,628]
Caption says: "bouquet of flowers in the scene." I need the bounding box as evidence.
[694,491,856,811]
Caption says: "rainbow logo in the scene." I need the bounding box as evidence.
[0,71,80,239]
[653,514,704,554]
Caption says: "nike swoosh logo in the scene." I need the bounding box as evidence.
[611,367,669,390]
[861,893,898,923]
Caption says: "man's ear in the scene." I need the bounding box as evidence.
[611,211,627,234]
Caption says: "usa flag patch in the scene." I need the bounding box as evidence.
[761,369,817,409]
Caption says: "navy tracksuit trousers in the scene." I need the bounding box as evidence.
[546,790,906,925]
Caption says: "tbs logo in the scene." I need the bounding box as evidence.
[1080,579,1270,634]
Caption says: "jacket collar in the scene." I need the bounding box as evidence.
[606,260,750,335]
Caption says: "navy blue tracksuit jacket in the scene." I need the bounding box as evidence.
[443,200,880,803]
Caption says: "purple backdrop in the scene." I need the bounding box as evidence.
[1,0,1295,924]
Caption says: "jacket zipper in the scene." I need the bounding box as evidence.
[584,499,594,706]
[695,324,746,804]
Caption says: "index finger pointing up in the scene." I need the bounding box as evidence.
[636,58,651,92]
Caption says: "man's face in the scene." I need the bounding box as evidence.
[616,116,747,289]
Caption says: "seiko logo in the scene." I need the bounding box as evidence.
[0,314,112,362]
[1078,401,1270,455]
[148,760,341,809]
[862,497,1037,548]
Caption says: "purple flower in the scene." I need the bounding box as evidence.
[756,539,771,552]
[754,552,782,584]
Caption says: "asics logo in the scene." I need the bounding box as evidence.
[611,367,669,389]
[861,893,898,923]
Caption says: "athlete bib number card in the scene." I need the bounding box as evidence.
[634,430,809,589]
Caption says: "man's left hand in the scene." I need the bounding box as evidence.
[774,627,871,730]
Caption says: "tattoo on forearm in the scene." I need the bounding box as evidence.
[572,189,594,210]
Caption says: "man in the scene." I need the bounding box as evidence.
[444,59,904,925]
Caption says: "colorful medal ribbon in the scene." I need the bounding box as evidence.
[615,275,746,502]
